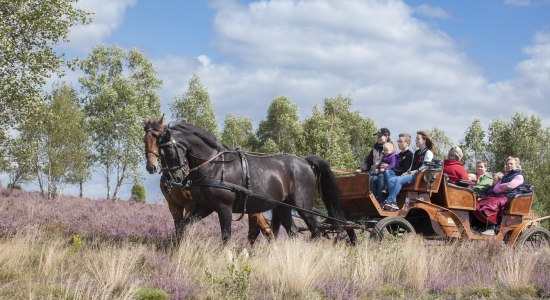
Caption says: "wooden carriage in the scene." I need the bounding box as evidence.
[335,166,550,247]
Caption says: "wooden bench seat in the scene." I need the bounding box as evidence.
[503,189,534,216]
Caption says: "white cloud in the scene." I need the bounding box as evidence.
[66,0,137,53]
[414,4,450,19]
[488,30,550,116]
[191,0,492,141]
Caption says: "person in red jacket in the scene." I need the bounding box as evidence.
[443,146,468,184]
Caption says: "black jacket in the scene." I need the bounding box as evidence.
[393,149,413,175]
[363,142,384,171]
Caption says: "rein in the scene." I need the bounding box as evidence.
[170,177,355,226]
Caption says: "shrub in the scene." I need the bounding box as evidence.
[135,288,169,300]
[131,183,146,203]
[7,183,22,190]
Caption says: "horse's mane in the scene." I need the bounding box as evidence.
[172,122,222,150]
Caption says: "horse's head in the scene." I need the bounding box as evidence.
[143,115,167,174]
[156,122,221,185]
[156,127,191,184]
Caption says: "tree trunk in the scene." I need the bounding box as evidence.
[106,171,111,200]
[79,180,83,198]
[112,164,127,200]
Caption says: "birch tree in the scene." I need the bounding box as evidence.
[79,45,161,199]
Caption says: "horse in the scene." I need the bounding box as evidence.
[143,116,275,244]
[154,120,356,243]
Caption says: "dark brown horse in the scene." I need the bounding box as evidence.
[144,116,275,244]
[154,120,356,243]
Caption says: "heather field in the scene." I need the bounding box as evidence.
[1,188,549,300]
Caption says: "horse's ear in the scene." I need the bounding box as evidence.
[144,117,150,125]
[159,114,165,125]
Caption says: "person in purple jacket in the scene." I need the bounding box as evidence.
[371,142,398,202]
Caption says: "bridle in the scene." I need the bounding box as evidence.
[155,127,231,181]
[144,122,166,158]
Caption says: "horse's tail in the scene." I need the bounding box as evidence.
[304,155,347,222]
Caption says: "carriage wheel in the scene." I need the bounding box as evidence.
[372,216,415,241]
[516,226,550,249]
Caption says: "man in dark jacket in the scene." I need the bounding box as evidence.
[393,133,413,176]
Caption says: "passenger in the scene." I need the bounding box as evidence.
[491,172,504,188]
[471,160,493,195]
[391,133,414,176]
[359,127,392,172]
[379,133,414,202]
[442,146,468,185]
[383,131,435,211]
[371,142,398,201]
[474,157,525,236]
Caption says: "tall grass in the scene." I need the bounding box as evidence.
[1,188,549,299]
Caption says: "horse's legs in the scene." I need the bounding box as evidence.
[178,205,213,241]
[167,201,185,239]
[271,210,281,237]
[273,206,298,238]
[247,213,274,245]
[247,213,261,245]
[217,206,234,243]
[297,210,321,239]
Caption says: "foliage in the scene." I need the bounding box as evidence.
[0,0,90,130]
[459,113,550,215]
[302,104,355,169]
[135,288,169,300]
[171,73,218,137]
[3,137,35,188]
[18,83,90,199]
[256,96,303,154]
[430,127,453,160]
[460,118,488,170]
[323,96,377,162]
[221,113,255,150]
[131,183,146,203]
[79,45,162,199]
[205,263,252,300]
[487,113,549,215]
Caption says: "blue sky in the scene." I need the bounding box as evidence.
[39,0,550,202]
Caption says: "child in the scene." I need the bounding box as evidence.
[371,142,398,201]
[492,172,504,187]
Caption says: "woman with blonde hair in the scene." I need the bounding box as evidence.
[474,156,525,235]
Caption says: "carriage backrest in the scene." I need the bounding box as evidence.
[430,177,476,210]
[503,184,534,216]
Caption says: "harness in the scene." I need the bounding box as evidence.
[158,134,353,225]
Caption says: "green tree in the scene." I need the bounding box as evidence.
[256,96,303,154]
[19,83,90,199]
[221,114,255,150]
[303,104,355,169]
[131,182,146,203]
[319,95,377,165]
[460,118,488,171]
[171,73,218,137]
[487,113,549,215]
[4,137,35,189]
[430,127,453,160]
[79,45,162,199]
[0,0,89,131]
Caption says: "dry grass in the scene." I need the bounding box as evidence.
[1,190,549,299]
